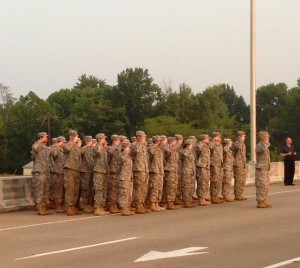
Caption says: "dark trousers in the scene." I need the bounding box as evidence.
[284,159,295,185]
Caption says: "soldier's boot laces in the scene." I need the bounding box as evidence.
[257,201,267,208]
[167,201,176,210]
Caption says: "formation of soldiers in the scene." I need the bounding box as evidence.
[31,129,272,216]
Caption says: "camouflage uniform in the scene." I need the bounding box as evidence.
[233,140,247,197]
[196,142,210,199]
[64,141,81,206]
[255,141,271,202]
[32,140,51,208]
[49,143,57,206]
[93,143,108,207]
[80,144,94,207]
[148,143,164,203]
[209,142,223,197]
[50,146,65,205]
[176,145,184,200]
[118,151,133,208]
[163,142,179,202]
[222,144,233,196]
[131,141,149,204]
[107,144,122,205]
[181,144,196,203]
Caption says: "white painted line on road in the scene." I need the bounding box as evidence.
[0,216,97,232]
[134,247,209,262]
[246,188,300,198]
[263,257,300,268]
[15,237,138,261]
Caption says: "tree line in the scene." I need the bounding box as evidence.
[1,68,299,174]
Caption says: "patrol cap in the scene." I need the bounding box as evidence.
[121,141,131,148]
[111,134,120,140]
[199,134,209,141]
[259,131,269,137]
[119,135,127,142]
[68,130,78,136]
[237,131,246,136]
[131,136,137,142]
[160,135,167,140]
[152,135,161,142]
[57,136,66,142]
[184,139,193,145]
[174,134,183,140]
[212,132,222,138]
[147,138,153,144]
[95,133,107,139]
[52,137,57,143]
[188,136,196,140]
[84,136,93,141]
[38,132,48,138]
[223,138,232,144]
[136,131,146,137]
[168,137,176,142]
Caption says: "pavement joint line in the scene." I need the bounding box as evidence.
[245,188,300,198]
[263,257,300,268]
[14,236,139,261]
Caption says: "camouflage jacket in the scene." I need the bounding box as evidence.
[93,143,108,174]
[223,146,233,171]
[232,141,246,168]
[50,146,65,174]
[256,142,271,171]
[131,142,149,172]
[164,145,179,172]
[148,144,164,175]
[196,142,210,169]
[32,140,50,173]
[209,142,223,168]
[80,145,94,173]
[118,152,133,181]
[64,142,81,171]
[181,147,196,175]
[107,144,122,174]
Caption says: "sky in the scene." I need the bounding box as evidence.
[1,0,300,103]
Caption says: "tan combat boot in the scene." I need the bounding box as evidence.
[66,205,76,216]
[121,207,132,216]
[73,206,82,215]
[263,200,272,208]
[198,197,207,206]
[56,203,66,213]
[142,203,151,213]
[88,204,95,212]
[174,197,184,205]
[211,195,220,204]
[183,201,193,208]
[37,205,48,216]
[149,202,161,212]
[82,204,92,214]
[167,201,176,210]
[235,195,247,201]
[257,201,267,208]
[109,203,120,214]
[135,202,146,214]
[94,206,108,216]
[222,195,234,202]
[156,202,166,211]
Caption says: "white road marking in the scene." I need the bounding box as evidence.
[134,247,209,262]
[15,237,138,261]
[263,257,300,268]
[246,188,300,198]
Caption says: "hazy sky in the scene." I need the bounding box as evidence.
[1,0,300,102]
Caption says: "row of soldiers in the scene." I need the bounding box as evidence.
[31,129,271,216]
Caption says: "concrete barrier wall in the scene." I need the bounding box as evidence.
[0,162,299,213]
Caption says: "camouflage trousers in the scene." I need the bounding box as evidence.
[107,173,119,205]
[196,167,210,199]
[52,173,64,204]
[93,172,108,207]
[255,168,270,202]
[49,172,55,202]
[163,171,178,202]
[222,169,233,196]
[34,171,50,206]
[133,171,149,203]
[64,168,80,206]
[148,173,164,203]
[233,167,247,196]
[118,179,133,208]
[176,168,183,198]
[31,172,37,203]
[182,172,196,202]
[210,166,223,196]
[80,171,94,205]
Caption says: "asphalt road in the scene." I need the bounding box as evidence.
[1,184,300,268]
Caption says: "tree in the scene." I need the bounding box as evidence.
[74,74,106,89]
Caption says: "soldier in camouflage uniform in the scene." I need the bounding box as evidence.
[255,131,272,208]
[148,135,165,212]
[222,139,234,202]
[49,137,58,209]
[174,134,184,205]
[107,135,122,214]
[163,137,179,210]
[181,139,196,208]
[209,132,225,204]
[50,136,66,213]
[32,132,52,215]
[93,133,109,216]
[196,134,211,206]
[131,131,150,214]
[131,136,137,145]
[233,131,248,201]
[63,130,82,216]
[80,136,95,213]
[118,141,135,216]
